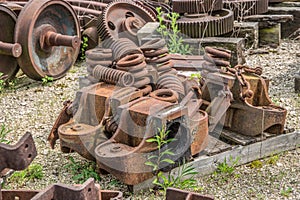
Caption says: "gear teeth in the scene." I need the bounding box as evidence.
[97,0,156,46]
[172,0,223,14]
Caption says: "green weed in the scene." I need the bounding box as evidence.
[42,75,53,85]
[280,187,293,197]
[80,36,89,60]
[0,124,11,144]
[65,156,100,184]
[9,164,44,185]
[215,156,240,175]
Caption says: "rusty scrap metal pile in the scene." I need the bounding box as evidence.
[0,0,288,197]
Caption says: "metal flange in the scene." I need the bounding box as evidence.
[14,0,81,80]
[0,5,22,80]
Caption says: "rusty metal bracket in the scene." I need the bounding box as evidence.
[166,188,214,200]
[0,132,37,172]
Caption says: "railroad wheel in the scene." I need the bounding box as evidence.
[0,5,22,80]
[15,0,81,80]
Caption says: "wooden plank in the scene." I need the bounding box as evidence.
[132,131,300,192]
[203,135,232,156]
[220,129,265,145]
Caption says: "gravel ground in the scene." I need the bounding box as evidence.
[0,40,299,199]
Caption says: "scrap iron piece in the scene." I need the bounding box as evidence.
[166,188,214,200]
[14,0,81,80]
[163,9,234,38]
[0,4,22,80]
[172,0,223,14]
[0,132,37,172]
[97,0,156,45]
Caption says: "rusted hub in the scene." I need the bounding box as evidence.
[150,89,179,103]
[97,0,155,44]
[14,0,81,80]
[0,5,21,80]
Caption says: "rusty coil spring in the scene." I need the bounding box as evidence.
[85,47,113,74]
[92,65,135,87]
[150,89,178,103]
[102,116,118,138]
[116,53,150,88]
[110,38,143,61]
[141,39,177,76]
[204,46,231,68]
[156,74,185,101]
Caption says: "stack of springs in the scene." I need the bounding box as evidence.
[85,47,113,83]
[156,74,185,102]
[110,38,143,61]
[116,53,151,88]
[203,46,231,72]
[141,38,177,76]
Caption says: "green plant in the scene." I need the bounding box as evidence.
[65,156,100,184]
[215,156,240,175]
[190,72,202,81]
[9,164,44,185]
[42,75,53,85]
[280,187,293,197]
[156,7,192,55]
[0,124,11,144]
[266,154,279,165]
[249,160,263,168]
[145,127,198,194]
[80,36,89,60]
[0,72,5,92]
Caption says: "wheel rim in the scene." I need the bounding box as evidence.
[15,0,80,80]
[0,5,19,80]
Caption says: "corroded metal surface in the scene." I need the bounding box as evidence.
[172,0,223,14]
[14,0,81,80]
[0,4,21,80]
[0,132,37,172]
[166,188,214,200]
[163,9,234,38]
[97,0,155,45]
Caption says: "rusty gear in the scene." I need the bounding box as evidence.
[163,9,234,38]
[134,0,172,15]
[223,0,268,20]
[172,0,223,14]
[97,0,155,45]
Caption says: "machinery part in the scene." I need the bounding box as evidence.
[202,70,287,136]
[95,97,193,185]
[48,100,73,149]
[0,5,22,80]
[0,132,37,172]
[82,26,98,50]
[97,0,155,45]
[86,47,113,74]
[141,39,177,76]
[133,0,172,15]
[31,178,123,200]
[116,54,150,88]
[223,0,268,20]
[204,46,231,67]
[92,65,135,87]
[163,9,234,38]
[14,0,81,80]
[157,74,185,101]
[150,88,179,103]
[172,0,223,14]
[110,38,142,61]
[166,188,214,200]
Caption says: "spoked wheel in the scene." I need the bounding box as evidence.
[0,5,22,80]
[15,0,81,80]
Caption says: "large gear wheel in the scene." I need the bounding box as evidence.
[223,0,268,20]
[97,0,156,46]
[163,9,234,38]
[172,0,223,14]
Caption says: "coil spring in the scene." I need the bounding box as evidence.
[116,53,150,88]
[110,38,143,61]
[204,46,231,68]
[92,65,135,87]
[85,47,113,75]
[141,38,177,75]
[157,74,185,101]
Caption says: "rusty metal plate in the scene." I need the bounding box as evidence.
[14,0,81,80]
[0,4,20,80]
[0,132,37,172]
[166,188,214,200]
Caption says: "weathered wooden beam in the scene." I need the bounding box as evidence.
[243,14,293,27]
